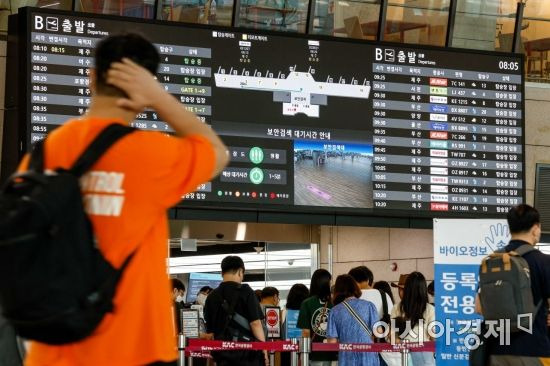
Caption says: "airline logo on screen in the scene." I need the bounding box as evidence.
[214,67,370,118]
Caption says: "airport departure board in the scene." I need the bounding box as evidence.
[5,8,525,217]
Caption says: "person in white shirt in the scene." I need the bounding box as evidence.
[390,271,435,366]
[348,266,394,322]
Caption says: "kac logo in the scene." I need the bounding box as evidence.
[340,344,353,351]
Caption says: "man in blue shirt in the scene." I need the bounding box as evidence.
[481,204,550,365]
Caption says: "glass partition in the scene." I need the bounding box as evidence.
[521,0,550,83]
[237,0,309,33]
[75,0,156,19]
[0,0,72,32]
[384,0,449,46]
[451,0,517,52]
[159,0,233,26]
[265,243,314,304]
[312,0,381,39]
[168,241,316,306]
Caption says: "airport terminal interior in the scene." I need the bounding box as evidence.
[1,0,550,365]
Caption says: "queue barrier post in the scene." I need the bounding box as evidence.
[177,334,186,366]
[401,340,410,366]
[290,338,299,366]
[299,337,311,365]
[187,348,194,366]
[269,349,275,366]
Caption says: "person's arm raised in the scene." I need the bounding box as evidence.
[107,58,229,178]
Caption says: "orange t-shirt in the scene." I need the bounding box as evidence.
[21,117,215,366]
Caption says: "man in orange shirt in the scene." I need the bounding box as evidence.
[22,33,228,366]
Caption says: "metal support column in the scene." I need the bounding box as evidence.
[269,350,275,366]
[290,338,299,366]
[401,347,410,366]
[327,227,333,275]
[377,0,388,42]
[305,0,316,35]
[445,0,458,47]
[512,1,525,53]
[154,0,163,20]
[231,0,242,27]
[178,334,186,366]
[299,337,311,365]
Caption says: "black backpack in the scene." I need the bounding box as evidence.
[209,285,262,365]
[478,244,541,332]
[0,124,135,344]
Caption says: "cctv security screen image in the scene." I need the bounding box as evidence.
[6,8,525,218]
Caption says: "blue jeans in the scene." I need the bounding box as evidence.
[411,352,435,366]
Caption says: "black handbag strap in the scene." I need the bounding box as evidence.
[379,289,389,319]
[29,124,135,176]
[220,285,252,337]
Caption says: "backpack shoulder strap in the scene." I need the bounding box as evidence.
[69,124,135,177]
[342,300,373,337]
[513,244,536,257]
[219,285,243,337]
[28,140,45,173]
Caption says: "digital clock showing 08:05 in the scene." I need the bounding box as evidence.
[498,61,520,71]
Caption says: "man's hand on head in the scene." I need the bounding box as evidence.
[106,58,166,113]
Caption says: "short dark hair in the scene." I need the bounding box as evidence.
[348,266,374,286]
[427,281,434,296]
[507,204,540,234]
[261,287,279,299]
[199,286,213,294]
[310,269,332,302]
[221,255,245,274]
[171,278,185,292]
[94,33,160,97]
[332,274,362,305]
[285,284,309,310]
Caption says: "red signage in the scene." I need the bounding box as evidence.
[264,307,281,339]
[430,131,448,139]
[431,203,449,211]
[430,77,448,86]
[266,309,279,327]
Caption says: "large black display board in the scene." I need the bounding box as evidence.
[3,8,525,219]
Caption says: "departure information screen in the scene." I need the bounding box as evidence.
[14,8,524,216]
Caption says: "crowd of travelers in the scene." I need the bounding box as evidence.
[171,255,435,366]
[169,204,550,366]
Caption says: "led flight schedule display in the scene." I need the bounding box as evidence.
[7,8,524,217]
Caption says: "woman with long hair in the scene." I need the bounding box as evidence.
[373,280,395,305]
[281,284,309,366]
[326,275,380,366]
[390,272,435,366]
[297,269,338,365]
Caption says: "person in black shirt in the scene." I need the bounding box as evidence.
[204,256,267,366]
[479,204,550,364]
